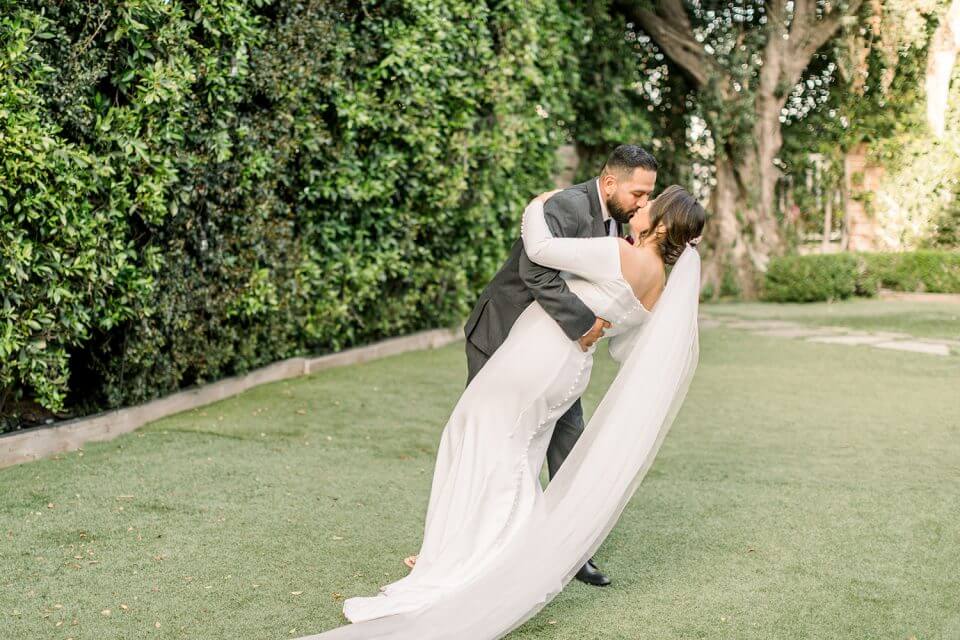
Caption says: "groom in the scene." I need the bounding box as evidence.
[463,144,658,586]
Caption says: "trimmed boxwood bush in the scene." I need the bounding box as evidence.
[761,250,960,302]
[761,254,859,303]
[862,250,960,293]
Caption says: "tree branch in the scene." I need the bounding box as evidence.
[790,0,866,72]
[615,0,712,88]
[757,1,792,108]
[657,0,695,31]
[764,0,789,30]
[791,0,817,32]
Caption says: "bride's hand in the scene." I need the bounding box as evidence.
[535,188,563,203]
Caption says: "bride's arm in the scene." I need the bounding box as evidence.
[521,198,621,284]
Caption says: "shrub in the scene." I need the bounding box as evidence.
[862,251,960,293]
[761,250,960,302]
[0,7,154,416]
[761,254,859,302]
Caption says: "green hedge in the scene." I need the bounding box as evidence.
[1,1,647,432]
[862,251,960,294]
[761,251,960,302]
[761,254,860,303]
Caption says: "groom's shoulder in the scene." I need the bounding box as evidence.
[546,180,593,219]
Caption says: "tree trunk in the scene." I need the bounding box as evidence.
[822,193,834,251]
[752,88,787,249]
[702,97,785,298]
[621,0,864,297]
[703,156,747,296]
[703,145,778,298]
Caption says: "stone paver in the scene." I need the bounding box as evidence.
[864,331,913,340]
[702,314,955,358]
[806,334,891,346]
[918,337,960,348]
[752,327,843,339]
[872,340,951,356]
[724,320,799,330]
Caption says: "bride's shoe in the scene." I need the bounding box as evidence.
[403,555,417,569]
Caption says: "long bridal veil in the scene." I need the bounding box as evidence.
[303,246,701,640]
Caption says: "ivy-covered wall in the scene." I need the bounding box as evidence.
[3,0,651,431]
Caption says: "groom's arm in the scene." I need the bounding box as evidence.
[518,195,597,341]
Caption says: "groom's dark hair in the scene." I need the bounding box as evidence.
[601,144,658,176]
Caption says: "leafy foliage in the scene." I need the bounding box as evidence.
[762,250,960,301]
[862,250,960,293]
[762,254,860,302]
[0,5,159,416]
[1,0,614,431]
[564,2,662,180]
[780,1,958,250]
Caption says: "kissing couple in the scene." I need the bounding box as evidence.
[304,144,706,639]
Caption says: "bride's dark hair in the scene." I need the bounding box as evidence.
[635,185,706,265]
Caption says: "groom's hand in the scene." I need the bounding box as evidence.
[578,317,611,352]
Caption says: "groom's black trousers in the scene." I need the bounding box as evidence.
[464,340,585,482]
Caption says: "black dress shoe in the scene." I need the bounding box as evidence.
[574,557,611,586]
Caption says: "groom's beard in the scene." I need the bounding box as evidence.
[606,197,635,225]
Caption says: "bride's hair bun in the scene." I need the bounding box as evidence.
[636,185,706,265]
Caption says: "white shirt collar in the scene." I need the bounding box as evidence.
[595,178,611,222]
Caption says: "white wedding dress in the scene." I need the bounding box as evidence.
[301,199,700,640]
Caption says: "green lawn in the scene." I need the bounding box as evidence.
[2,306,959,639]
[704,298,960,340]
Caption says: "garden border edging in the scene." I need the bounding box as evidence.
[0,327,462,470]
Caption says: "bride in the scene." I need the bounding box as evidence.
[302,185,706,639]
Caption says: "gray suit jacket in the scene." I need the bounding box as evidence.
[464,178,618,357]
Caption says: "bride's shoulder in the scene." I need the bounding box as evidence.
[618,241,661,270]
[618,243,665,290]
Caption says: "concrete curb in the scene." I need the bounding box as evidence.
[878,290,960,304]
[0,327,462,470]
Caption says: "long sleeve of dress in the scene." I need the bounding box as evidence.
[517,198,597,341]
[608,325,644,365]
[521,199,621,285]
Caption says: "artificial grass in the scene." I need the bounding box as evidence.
[704,298,960,340]
[2,315,958,639]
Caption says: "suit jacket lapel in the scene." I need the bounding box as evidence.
[585,177,607,238]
